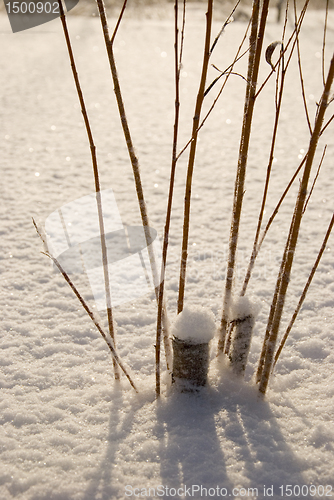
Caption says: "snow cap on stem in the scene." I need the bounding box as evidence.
[172,305,216,344]
[229,295,260,322]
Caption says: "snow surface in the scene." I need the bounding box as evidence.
[172,306,216,343]
[0,4,334,500]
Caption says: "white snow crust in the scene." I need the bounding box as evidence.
[172,305,217,343]
[0,6,334,500]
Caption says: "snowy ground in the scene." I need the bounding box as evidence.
[0,4,334,500]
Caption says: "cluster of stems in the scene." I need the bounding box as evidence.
[43,0,333,398]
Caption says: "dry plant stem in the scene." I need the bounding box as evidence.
[256,122,325,384]
[218,0,260,348]
[218,0,270,352]
[273,213,334,370]
[176,44,250,162]
[322,0,329,88]
[155,0,184,397]
[255,203,301,383]
[179,0,186,67]
[210,0,240,56]
[293,0,312,135]
[247,2,314,372]
[57,0,119,380]
[303,145,327,213]
[205,19,252,100]
[95,0,172,373]
[254,0,309,100]
[258,53,334,396]
[241,46,285,297]
[252,155,307,290]
[33,220,138,392]
[257,69,331,387]
[203,3,248,99]
[110,0,127,45]
[320,113,334,136]
[241,6,315,297]
[176,9,252,163]
[177,0,213,314]
[256,143,323,373]
[255,235,288,383]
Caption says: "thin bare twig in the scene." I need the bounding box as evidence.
[273,213,334,370]
[258,52,334,396]
[218,0,270,353]
[177,0,214,314]
[258,156,307,248]
[95,0,173,391]
[241,2,297,296]
[241,41,285,297]
[320,112,334,136]
[210,0,240,55]
[254,0,310,100]
[218,0,318,295]
[303,145,327,214]
[110,0,128,45]
[293,0,312,135]
[254,158,307,383]
[175,14,251,162]
[322,0,329,88]
[57,0,119,379]
[176,46,251,162]
[243,143,325,292]
[205,68,249,97]
[179,0,186,68]
[155,0,184,397]
[33,219,138,392]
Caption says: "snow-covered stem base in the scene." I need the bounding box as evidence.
[172,337,210,391]
[171,306,216,391]
[229,315,255,376]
